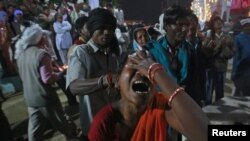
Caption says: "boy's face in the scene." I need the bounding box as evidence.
[91,25,115,47]
[187,21,198,39]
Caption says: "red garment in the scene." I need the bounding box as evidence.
[88,93,168,141]
[88,104,122,141]
[73,39,85,45]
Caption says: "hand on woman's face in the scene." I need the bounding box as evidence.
[118,51,154,105]
[127,51,155,76]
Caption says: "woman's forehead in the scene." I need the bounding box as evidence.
[137,30,147,35]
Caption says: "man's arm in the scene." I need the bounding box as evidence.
[39,53,64,84]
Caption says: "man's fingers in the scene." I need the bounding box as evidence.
[128,54,140,64]
[125,64,138,69]
[137,50,147,59]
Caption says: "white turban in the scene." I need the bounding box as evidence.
[77,0,84,4]
[240,18,250,26]
[15,24,44,59]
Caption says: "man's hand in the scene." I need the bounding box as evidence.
[127,51,155,77]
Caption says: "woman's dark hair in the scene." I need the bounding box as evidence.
[75,16,88,31]
[117,52,129,74]
[208,16,224,29]
[73,16,88,41]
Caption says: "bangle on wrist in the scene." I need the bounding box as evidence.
[148,63,164,84]
[150,66,164,84]
[168,87,185,108]
[147,63,158,80]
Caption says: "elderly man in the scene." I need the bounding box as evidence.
[15,24,77,141]
[66,8,120,139]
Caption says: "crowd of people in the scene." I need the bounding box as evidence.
[1,0,250,141]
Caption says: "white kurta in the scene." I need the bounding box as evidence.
[53,21,72,64]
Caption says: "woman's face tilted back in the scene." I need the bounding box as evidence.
[118,57,153,106]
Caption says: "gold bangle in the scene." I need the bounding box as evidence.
[150,66,164,84]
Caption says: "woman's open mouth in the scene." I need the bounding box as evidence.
[132,80,150,95]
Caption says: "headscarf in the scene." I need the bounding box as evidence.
[15,24,44,59]
[14,9,23,17]
[133,27,149,41]
[0,11,7,22]
[240,18,250,26]
[132,27,149,51]
[87,8,117,35]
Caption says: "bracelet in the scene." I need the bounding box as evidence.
[150,66,164,83]
[168,87,185,107]
[148,63,164,83]
[147,63,159,80]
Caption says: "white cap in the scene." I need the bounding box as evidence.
[240,18,250,26]
[15,24,44,59]
[77,0,84,4]
[79,10,88,17]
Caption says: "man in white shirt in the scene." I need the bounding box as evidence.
[114,5,124,26]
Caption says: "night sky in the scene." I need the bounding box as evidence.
[120,0,163,24]
[120,0,192,24]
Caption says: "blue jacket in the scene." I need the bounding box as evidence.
[232,32,250,80]
[147,36,189,85]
